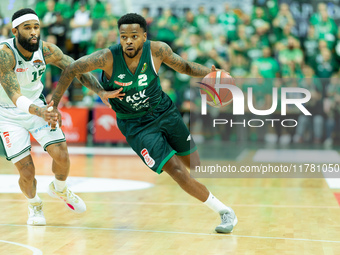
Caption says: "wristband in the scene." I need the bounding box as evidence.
[16,96,33,113]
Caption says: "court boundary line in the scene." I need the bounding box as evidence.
[0,240,43,255]
[0,224,339,244]
[0,199,338,209]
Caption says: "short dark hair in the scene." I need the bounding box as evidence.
[12,8,38,25]
[118,13,147,32]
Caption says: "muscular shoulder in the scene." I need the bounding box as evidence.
[0,44,16,70]
[42,41,63,64]
[150,41,173,61]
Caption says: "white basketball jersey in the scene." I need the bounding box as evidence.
[0,38,46,107]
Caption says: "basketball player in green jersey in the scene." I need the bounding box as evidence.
[51,13,237,233]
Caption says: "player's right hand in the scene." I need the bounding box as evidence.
[41,101,59,128]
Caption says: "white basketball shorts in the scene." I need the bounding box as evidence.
[0,98,65,163]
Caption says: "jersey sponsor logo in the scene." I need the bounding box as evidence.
[118,74,126,79]
[140,63,147,74]
[114,80,133,86]
[126,89,151,111]
[33,59,44,68]
[3,132,12,148]
[33,124,49,134]
[16,67,28,72]
[141,148,155,167]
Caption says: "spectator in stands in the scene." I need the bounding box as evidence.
[199,32,216,53]
[203,14,225,39]
[239,14,255,38]
[195,5,209,35]
[218,3,239,41]
[0,25,10,41]
[154,8,178,47]
[266,0,279,19]
[335,27,340,62]
[141,7,154,39]
[273,3,295,32]
[185,34,205,63]
[41,0,58,36]
[251,7,270,35]
[247,34,264,61]
[97,19,111,38]
[314,9,337,50]
[215,35,229,59]
[230,54,249,78]
[324,74,340,147]
[278,36,303,77]
[179,10,198,35]
[230,25,249,58]
[161,78,177,104]
[294,65,324,144]
[273,3,295,43]
[314,48,338,78]
[252,47,280,78]
[106,30,118,47]
[48,12,67,52]
[70,2,93,59]
[92,0,105,19]
[310,3,327,26]
[303,26,319,68]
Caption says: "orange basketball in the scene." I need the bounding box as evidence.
[199,71,236,108]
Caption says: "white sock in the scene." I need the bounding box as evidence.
[54,179,66,192]
[27,193,41,204]
[204,192,230,214]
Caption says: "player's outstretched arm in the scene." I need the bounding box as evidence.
[152,41,212,78]
[43,42,123,108]
[0,45,57,125]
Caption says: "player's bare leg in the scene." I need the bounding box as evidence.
[15,155,37,198]
[46,142,70,182]
[15,155,45,225]
[164,153,238,233]
[163,154,209,202]
[46,142,86,213]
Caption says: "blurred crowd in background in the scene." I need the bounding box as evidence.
[0,0,340,146]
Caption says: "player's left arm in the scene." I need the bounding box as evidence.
[42,41,110,107]
[151,41,223,78]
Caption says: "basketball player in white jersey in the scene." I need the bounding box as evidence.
[0,8,124,225]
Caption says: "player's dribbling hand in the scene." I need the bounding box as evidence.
[41,100,59,128]
[211,65,230,75]
[98,88,126,108]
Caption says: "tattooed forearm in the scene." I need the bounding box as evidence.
[78,73,104,95]
[52,49,110,107]
[30,105,42,117]
[0,49,22,102]
[185,61,211,77]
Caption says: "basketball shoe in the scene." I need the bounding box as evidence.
[215,207,238,233]
[48,182,86,213]
[27,201,46,226]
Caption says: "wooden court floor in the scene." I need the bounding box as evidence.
[0,150,339,255]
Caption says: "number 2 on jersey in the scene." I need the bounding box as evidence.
[138,74,147,86]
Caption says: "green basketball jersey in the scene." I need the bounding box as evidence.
[101,40,162,119]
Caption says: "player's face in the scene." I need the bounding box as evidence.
[14,20,41,52]
[119,24,146,59]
